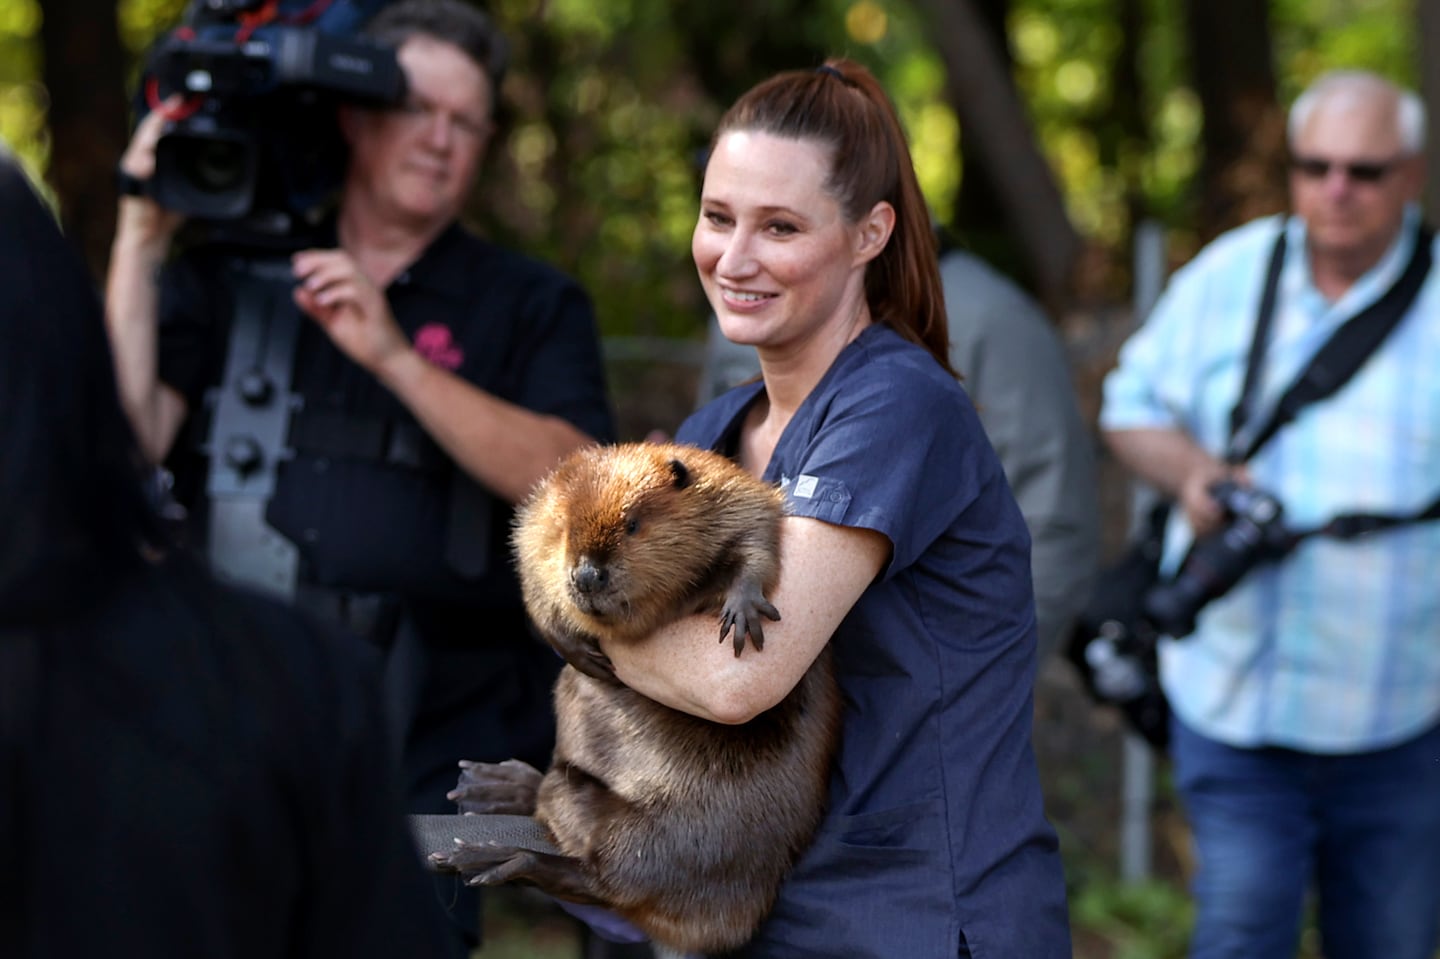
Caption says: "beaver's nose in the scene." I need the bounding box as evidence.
[571,560,609,594]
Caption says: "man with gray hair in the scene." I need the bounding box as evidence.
[1100,70,1440,957]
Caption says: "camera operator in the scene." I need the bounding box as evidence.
[104,0,614,953]
[1100,71,1440,959]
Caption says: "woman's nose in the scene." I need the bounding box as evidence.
[715,231,757,277]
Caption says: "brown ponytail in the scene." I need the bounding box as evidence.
[710,58,954,376]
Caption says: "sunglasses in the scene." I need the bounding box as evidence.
[1290,155,1404,184]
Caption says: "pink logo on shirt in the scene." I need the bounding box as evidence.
[414,323,464,371]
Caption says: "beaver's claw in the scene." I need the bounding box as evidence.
[430,840,608,905]
[719,582,781,657]
[547,627,619,683]
[429,839,531,885]
[447,759,544,815]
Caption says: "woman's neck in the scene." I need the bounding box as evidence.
[743,301,873,476]
[759,298,872,412]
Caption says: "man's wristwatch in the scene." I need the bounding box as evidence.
[115,166,148,198]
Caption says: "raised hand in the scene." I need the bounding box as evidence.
[116,96,186,242]
[290,249,410,374]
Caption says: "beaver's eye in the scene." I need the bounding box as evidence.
[625,517,640,535]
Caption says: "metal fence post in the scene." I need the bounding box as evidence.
[1118,219,1168,883]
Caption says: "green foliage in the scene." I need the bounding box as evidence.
[1006,0,1415,256]
[1273,0,1417,98]
[473,2,716,339]
[472,0,966,339]
[117,0,187,54]
[1071,875,1194,959]
[1,0,1424,330]
[0,0,43,180]
[0,0,186,183]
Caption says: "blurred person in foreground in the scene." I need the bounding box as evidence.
[1101,70,1440,958]
[0,149,450,958]
[104,0,614,949]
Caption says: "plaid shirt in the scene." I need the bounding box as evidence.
[1101,207,1440,752]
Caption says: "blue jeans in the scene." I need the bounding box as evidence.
[1171,714,1440,959]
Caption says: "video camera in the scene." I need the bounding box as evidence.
[139,0,406,241]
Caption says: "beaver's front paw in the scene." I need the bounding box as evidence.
[549,628,619,682]
[447,759,544,815]
[719,581,781,657]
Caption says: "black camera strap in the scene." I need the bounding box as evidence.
[1229,224,1433,461]
[1226,221,1437,546]
[1226,232,1289,456]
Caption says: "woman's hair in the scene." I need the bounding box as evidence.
[710,58,954,376]
[0,158,167,624]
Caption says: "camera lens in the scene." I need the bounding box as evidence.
[1143,557,1222,638]
[1143,490,1287,638]
[152,126,258,220]
[179,139,250,194]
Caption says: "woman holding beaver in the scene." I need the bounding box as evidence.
[597,60,1072,956]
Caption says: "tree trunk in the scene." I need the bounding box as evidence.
[948,0,1021,282]
[39,0,131,283]
[1182,0,1286,239]
[1109,0,1149,257]
[1420,0,1440,224]
[913,0,1082,312]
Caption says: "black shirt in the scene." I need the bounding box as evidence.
[157,221,615,617]
[1,563,452,958]
[155,223,616,795]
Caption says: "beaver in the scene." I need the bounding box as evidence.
[433,441,842,954]
[513,440,790,681]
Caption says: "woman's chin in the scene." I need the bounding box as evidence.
[715,314,772,347]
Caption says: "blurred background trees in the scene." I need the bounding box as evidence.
[1,0,1422,328]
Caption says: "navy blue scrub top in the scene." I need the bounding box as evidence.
[678,325,1071,958]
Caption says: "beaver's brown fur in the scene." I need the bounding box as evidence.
[439,442,842,954]
[513,441,790,680]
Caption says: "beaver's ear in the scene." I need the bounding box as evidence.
[668,458,692,490]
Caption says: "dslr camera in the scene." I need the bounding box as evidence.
[1143,479,1290,639]
[140,0,405,239]
[1071,480,1291,750]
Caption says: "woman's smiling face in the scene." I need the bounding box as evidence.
[692,130,873,352]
